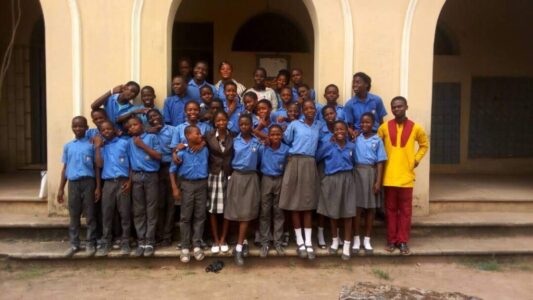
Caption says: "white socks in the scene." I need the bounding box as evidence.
[317,227,325,245]
[364,236,372,250]
[343,241,351,256]
[304,228,313,247]
[235,244,243,252]
[352,235,361,249]
[331,237,339,250]
[295,228,304,246]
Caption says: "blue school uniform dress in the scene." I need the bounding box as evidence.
[225,101,244,134]
[170,121,212,148]
[104,94,132,129]
[101,137,130,179]
[316,140,357,219]
[225,135,261,222]
[187,79,216,103]
[354,134,387,209]
[128,133,161,172]
[279,118,322,211]
[62,136,97,247]
[291,87,316,102]
[163,93,193,126]
[343,93,387,131]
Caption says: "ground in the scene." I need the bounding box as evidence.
[1,256,532,299]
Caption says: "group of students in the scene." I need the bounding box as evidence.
[58,60,429,266]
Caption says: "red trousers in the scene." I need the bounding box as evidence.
[384,187,413,244]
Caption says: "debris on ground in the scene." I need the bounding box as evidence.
[339,282,482,300]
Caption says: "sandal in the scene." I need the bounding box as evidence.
[385,243,396,253]
[399,243,410,255]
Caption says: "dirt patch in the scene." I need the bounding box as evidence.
[0,257,532,300]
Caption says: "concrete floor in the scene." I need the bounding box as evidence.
[0,171,43,200]
[430,174,533,201]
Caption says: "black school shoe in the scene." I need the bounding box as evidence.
[260,245,269,258]
[144,245,155,257]
[399,243,410,255]
[86,243,96,257]
[134,246,144,257]
[281,232,290,247]
[274,244,285,256]
[120,243,131,256]
[95,244,111,257]
[64,246,80,258]
[242,243,249,257]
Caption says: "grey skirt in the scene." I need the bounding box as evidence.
[354,165,382,209]
[279,156,320,211]
[224,170,260,221]
[317,171,356,219]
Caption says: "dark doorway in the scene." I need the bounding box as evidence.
[30,17,47,167]
[171,22,214,83]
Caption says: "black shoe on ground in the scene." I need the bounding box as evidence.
[242,243,249,257]
[200,240,209,250]
[112,239,121,250]
[233,250,244,266]
[64,246,79,258]
[281,232,290,247]
[260,245,269,258]
[144,245,155,257]
[86,244,96,256]
[306,246,316,260]
[120,243,131,255]
[175,242,182,250]
[134,246,144,257]
[385,243,397,253]
[296,244,307,259]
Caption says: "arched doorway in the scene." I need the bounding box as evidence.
[0,0,46,200]
[171,0,314,90]
[430,0,533,210]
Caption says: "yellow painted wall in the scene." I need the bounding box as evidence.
[432,0,533,175]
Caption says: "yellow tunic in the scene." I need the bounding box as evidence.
[377,119,429,188]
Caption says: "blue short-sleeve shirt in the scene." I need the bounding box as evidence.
[101,137,130,179]
[259,143,290,176]
[170,121,212,148]
[231,134,261,171]
[62,136,95,180]
[187,79,216,104]
[155,125,175,163]
[283,119,322,156]
[174,147,209,180]
[354,134,387,165]
[128,133,161,172]
[291,87,316,102]
[226,101,244,134]
[104,94,132,129]
[163,94,193,126]
[316,141,356,175]
[343,93,387,131]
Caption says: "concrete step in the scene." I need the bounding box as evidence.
[429,199,533,213]
[0,198,48,214]
[1,212,532,241]
[1,235,533,260]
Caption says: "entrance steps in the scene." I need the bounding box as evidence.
[1,212,533,260]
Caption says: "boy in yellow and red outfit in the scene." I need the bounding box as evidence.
[377,96,428,255]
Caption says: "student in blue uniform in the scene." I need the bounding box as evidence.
[223,81,244,135]
[271,87,293,126]
[146,109,177,247]
[93,120,131,257]
[170,101,212,150]
[324,84,345,121]
[258,125,289,257]
[224,114,261,266]
[316,120,356,260]
[57,116,99,257]
[290,68,315,101]
[353,112,387,254]
[170,125,209,263]
[127,116,162,257]
[187,61,216,103]
[117,86,160,127]
[87,108,108,140]
[279,99,322,260]
[253,99,273,143]
[344,72,387,138]
[199,85,215,122]
[91,82,140,129]
[163,75,193,126]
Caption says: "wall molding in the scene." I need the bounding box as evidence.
[400,0,418,99]
[340,0,354,101]
[68,0,82,116]
[131,0,144,82]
